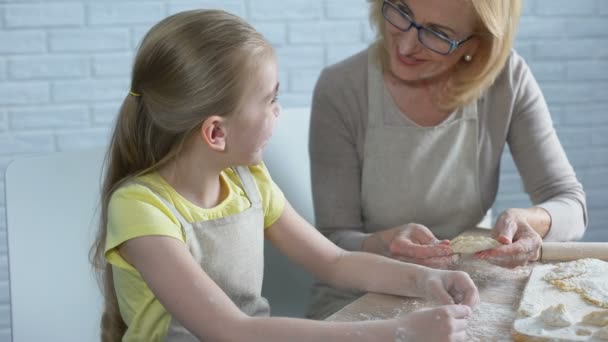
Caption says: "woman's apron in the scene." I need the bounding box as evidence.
[308,48,485,320]
[134,166,269,341]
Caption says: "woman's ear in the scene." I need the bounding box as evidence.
[200,115,227,152]
[463,36,481,61]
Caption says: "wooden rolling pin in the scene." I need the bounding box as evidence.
[541,242,608,261]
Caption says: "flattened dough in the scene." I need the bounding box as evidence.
[450,235,500,254]
[582,310,608,327]
[543,258,608,308]
[576,327,592,336]
[594,326,608,340]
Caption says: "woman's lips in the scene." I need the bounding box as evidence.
[396,49,425,66]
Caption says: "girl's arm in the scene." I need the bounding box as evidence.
[265,202,479,307]
[119,235,398,341]
[119,211,474,341]
[119,230,471,342]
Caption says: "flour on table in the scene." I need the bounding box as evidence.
[518,274,544,317]
[582,310,608,327]
[450,235,500,254]
[540,304,574,327]
[543,258,608,308]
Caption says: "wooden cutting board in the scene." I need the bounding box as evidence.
[327,258,533,341]
[512,263,607,341]
[327,229,608,340]
[327,228,541,341]
[326,229,533,341]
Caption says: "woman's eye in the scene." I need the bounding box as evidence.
[397,4,411,15]
[431,28,451,39]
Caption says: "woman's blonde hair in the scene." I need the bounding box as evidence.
[89,9,273,341]
[368,0,521,110]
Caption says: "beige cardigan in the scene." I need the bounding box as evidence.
[309,48,587,251]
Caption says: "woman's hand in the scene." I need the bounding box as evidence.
[388,223,455,268]
[475,209,543,268]
[418,268,480,309]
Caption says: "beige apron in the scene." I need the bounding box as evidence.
[135,166,269,341]
[308,49,485,319]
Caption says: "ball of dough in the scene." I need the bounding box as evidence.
[540,304,574,327]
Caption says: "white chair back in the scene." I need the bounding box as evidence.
[6,148,105,342]
[262,107,314,317]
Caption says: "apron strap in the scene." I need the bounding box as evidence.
[233,166,263,208]
[367,44,386,129]
[461,99,478,120]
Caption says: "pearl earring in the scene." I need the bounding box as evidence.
[464,54,472,62]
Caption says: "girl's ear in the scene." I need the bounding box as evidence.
[200,115,227,152]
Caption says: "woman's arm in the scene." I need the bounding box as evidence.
[476,53,587,268]
[120,233,474,341]
[505,53,587,242]
[309,61,370,252]
[265,202,479,307]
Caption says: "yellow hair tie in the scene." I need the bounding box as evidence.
[129,91,141,97]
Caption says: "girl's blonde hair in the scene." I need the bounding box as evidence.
[89,9,273,341]
[368,0,521,110]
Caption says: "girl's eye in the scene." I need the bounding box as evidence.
[271,95,279,104]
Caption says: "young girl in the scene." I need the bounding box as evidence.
[91,9,479,342]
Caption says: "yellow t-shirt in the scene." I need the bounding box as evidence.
[104,163,285,341]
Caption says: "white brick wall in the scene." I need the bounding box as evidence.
[0,0,607,339]
[4,3,85,28]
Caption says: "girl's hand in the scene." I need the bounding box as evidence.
[474,209,543,268]
[389,223,454,269]
[392,305,472,342]
[419,269,480,309]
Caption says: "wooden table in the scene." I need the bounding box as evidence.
[325,229,535,341]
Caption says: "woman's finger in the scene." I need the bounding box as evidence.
[399,223,440,245]
[390,240,452,258]
[492,213,518,244]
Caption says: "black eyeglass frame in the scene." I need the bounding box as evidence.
[381,0,473,56]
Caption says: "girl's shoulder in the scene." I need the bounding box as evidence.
[110,172,172,204]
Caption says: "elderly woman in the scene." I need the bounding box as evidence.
[307,0,586,319]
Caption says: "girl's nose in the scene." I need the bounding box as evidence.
[273,104,281,118]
